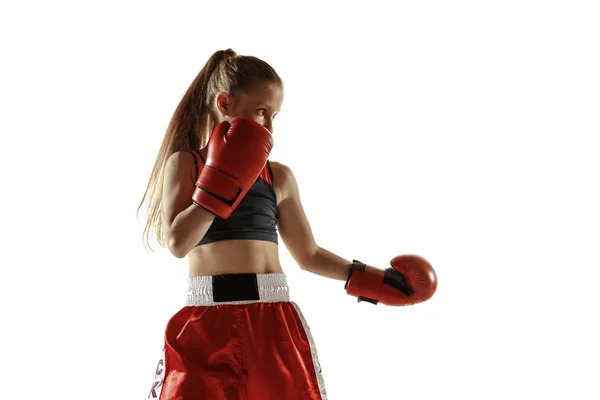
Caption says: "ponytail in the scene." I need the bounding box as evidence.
[137,48,281,251]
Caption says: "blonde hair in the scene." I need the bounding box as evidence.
[136,49,283,251]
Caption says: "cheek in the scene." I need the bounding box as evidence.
[232,109,257,122]
[246,113,263,124]
[234,114,259,124]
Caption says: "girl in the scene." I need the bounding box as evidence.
[138,48,436,400]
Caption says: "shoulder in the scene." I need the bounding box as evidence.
[269,161,292,179]
[269,161,298,202]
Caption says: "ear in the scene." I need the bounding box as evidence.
[215,92,231,116]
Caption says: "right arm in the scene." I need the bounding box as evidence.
[163,118,274,258]
[162,151,215,258]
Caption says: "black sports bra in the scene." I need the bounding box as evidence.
[191,150,278,246]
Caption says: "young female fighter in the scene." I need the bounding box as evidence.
[138,48,437,400]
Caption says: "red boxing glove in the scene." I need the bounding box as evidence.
[192,118,273,219]
[345,255,437,306]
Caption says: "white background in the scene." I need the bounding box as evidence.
[1,1,599,399]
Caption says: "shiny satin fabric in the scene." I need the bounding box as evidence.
[149,302,326,400]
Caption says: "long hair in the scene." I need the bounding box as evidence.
[136,48,283,251]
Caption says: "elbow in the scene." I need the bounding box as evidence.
[298,257,313,271]
[167,234,189,259]
[297,246,320,271]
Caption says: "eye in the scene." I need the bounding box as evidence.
[257,108,267,116]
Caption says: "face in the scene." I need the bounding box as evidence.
[215,83,283,133]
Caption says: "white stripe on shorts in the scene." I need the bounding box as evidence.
[186,273,290,306]
[291,302,328,399]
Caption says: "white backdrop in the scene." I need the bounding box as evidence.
[1,1,599,399]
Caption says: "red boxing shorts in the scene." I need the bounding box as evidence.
[148,273,328,399]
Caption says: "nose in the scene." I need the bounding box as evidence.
[263,120,273,134]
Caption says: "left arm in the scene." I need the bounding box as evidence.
[273,162,351,281]
[273,161,438,306]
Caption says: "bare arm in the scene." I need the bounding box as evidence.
[162,151,215,258]
[274,163,439,305]
[274,162,352,281]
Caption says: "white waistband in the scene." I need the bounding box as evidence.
[186,273,290,306]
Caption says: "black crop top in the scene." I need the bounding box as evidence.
[191,150,279,246]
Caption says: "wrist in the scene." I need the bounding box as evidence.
[344,260,366,289]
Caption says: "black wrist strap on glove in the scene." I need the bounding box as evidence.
[344,260,366,289]
[344,259,415,297]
